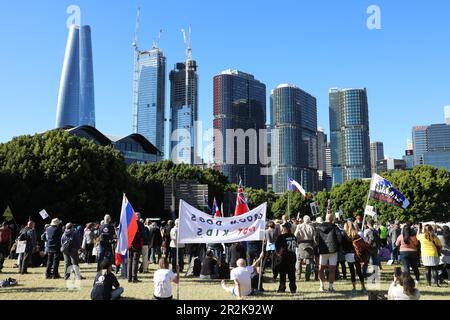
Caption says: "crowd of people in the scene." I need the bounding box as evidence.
[0,211,449,300]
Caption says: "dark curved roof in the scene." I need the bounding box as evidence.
[66,125,111,146]
[115,133,162,155]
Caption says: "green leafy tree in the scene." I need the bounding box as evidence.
[271,192,312,219]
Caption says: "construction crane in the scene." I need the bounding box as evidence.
[181,24,192,62]
[132,6,141,133]
[152,28,164,49]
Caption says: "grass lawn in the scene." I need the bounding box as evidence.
[0,259,449,300]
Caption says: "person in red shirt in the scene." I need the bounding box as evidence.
[0,222,12,272]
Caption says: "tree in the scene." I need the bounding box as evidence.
[245,188,279,219]
[0,130,130,224]
[271,192,312,219]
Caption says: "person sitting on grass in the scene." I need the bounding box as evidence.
[153,258,179,300]
[221,251,264,299]
[91,260,124,300]
[200,250,218,279]
[388,272,420,300]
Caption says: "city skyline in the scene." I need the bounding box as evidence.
[1,1,450,162]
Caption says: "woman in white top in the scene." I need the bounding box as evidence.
[388,272,420,300]
[169,219,185,273]
[153,258,179,300]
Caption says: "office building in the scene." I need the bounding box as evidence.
[370,141,384,174]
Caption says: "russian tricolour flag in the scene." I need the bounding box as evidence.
[115,194,138,265]
[288,177,307,197]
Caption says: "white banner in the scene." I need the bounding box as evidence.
[39,209,49,220]
[364,205,376,217]
[178,200,266,244]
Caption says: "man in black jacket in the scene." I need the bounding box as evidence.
[148,222,163,264]
[61,223,83,280]
[98,215,115,271]
[316,213,342,293]
[18,221,36,275]
[128,213,145,283]
[44,218,63,279]
[275,224,298,294]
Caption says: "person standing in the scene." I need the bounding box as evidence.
[140,219,151,273]
[294,215,316,281]
[98,215,115,270]
[417,224,442,287]
[389,222,401,263]
[148,222,162,264]
[18,221,37,275]
[128,213,145,283]
[45,218,63,279]
[438,226,450,285]
[83,223,95,264]
[170,219,185,273]
[316,213,342,293]
[0,222,12,273]
[396,222,420,282]
[61,223,83,280]
[363,219,382,279]
[275,224,298,294]
[342,221,366,295]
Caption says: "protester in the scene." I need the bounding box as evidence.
[140,218,151,273]
[417,224,442,286]
[161,220,173,257]
[294,215,315,281]
[221,251,264,299]
[246,241,262,266]
[438,226,450,285]
[44,218,63,279]
[363,219,382,279]
[0,222,12,273]
[396,222,420,282]
[91,260,124,300]
[170,219,185,273]
[82,223,95,264]
[263,221,277,274]
[275,224,298,294]
[148,222,162,264]
[128,213,145,283]
[389,221,401,263]
[229,242,246,268]
[200,250,219,279]
[342,221,366,295]
[379,223,388,248]
[97,215,115,270]
[61,223,83,280]
[388,272,420,300]
[18,221,37,275]
[153,258,179,300]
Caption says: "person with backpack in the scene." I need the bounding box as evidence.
[18,221,37,275]
[316,213,342,293]
[44,218,63,279]
[0,222,12,273]
[128,213,145,283]
[91,260,124,300]
[97,215,115,271]
[363,219,382,280]
[395,222,420,282]
[61,223,83,281]
[343,220,367,295]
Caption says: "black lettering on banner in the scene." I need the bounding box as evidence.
[206,219,213,225]
[191,214,196,221]
[206,229,213,236]
[199,217,205,223]
[197,228,202,236]
[239,218,247,223]
[230,220,237,225]
[223,229,229,236]
[247,215,253,222]
[216,221,222,226]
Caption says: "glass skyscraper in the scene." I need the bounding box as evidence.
[132,48,166,155]
[213,70,266,190]
[169,61,199,164]
[56,25,95,128]
[370,141,385,174]
[329,88,371,185]
[271,84,318,193]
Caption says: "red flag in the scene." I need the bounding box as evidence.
[234,183,249,216]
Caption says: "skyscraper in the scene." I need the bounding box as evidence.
[56,25,95,128]
[329,88,371,185]
[317,128,332,191]
[132,48,166,155]
[270,84,318,193]
[370,141,385,174]
[213,70,266,190]
[169,60,199,164]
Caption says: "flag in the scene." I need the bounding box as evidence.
[212,198,221,218]
[287,177,306,197]
[2,206,13,222]
[234,179,249,216]
[39,209,49,220]
[364,205,376,217]
[369,173,410,209]
[115,194,138,265]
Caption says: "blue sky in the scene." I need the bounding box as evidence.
[1,0,450,160]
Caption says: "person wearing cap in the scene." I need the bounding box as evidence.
[61,223,83,280]
[44,218,63,279]
[91,260,124,300]
[170,219,185,273]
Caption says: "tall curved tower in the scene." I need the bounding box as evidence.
[56,25,95,128]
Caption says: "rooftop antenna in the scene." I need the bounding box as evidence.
[181,24,192,61]
[152,28,164,49]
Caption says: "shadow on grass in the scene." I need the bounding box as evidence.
[0,286,70,293]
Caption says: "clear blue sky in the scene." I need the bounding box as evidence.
[1,0,450,160]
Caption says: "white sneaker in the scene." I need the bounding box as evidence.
[319,286,325,292]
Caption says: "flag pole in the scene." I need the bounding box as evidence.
[257,232,266,292]
[362,189,371,232]
[288,191,291,220]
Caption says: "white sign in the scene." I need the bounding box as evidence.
[364,205,376,217]
[310,202,320,217]
[39,209,49,220]
[178,200,266,244]
[16,241,27,254]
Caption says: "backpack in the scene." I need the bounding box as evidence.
[368,229,381,249]
[353,236,369,263]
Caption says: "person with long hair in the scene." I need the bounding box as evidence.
[388,272,420,300]
[417,224,442,286]
[343,221,366,295]
[395,222,420,282]
[438,226,450,285]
